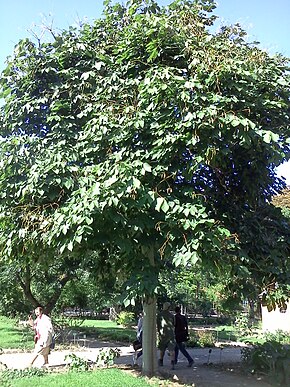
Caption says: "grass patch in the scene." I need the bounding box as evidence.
[0,316,33,350]
[1,368,154,387]
[60,318,136,344]
[214,325,238,341]
[86,326,135,343]
[82,319,120,328]
[0,316,136,349]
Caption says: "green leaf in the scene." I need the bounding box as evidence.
[155,197,164,212]
[231,118,240,127]
[67,241,74,251]
[160,199,169,213]
[75,235,82,244]
[142,163,151,173]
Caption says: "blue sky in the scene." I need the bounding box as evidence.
[0,0,289,183]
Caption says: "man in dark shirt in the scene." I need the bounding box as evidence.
[174,306,194,367]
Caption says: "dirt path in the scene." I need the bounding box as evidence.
[0,342,271,386]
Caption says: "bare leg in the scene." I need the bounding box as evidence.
[30,353,39,367]
[43,354,49,364]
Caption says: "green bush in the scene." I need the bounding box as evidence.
[241,341,290,386]
[65,353,90,372]
[264,330,290,345]
[188,330,216,347]
[242,329,290,347]
[116,311,135,328]
[96,347,121,367]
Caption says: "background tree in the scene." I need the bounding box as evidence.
[0,0,289,375]
[159,265,234,317]
[272,187,290,217]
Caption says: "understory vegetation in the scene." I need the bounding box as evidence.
[1,314,289,387]
[0,368,154,387]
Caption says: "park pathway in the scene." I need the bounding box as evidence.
[0,341,271,386]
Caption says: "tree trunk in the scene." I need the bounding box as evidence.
[16,269,40,308]
[17,267,72,315]
[141,244,158,376]
[109,305,121,321]
[45,274,71,314]
[142,297,157,377]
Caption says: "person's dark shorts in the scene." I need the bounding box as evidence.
[158,336,175,351]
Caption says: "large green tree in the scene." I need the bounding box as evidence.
[0,0,289,375]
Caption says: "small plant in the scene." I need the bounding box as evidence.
[234,312,253,337]
[116,311,135,327]
[0,367,46,386]
[65,353,90,372]
[264,329,290,345]
[188,330,216,347]
[96,347,121,367]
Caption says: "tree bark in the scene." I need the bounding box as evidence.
[45,274,71,314]
[16,268,40,308]
[109,305,121,321]
[17,266,71,314]
[141,245,158,376]
[142,297,157,377]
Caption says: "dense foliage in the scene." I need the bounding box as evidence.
[0,0,289,313]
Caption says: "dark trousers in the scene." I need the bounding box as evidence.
[175,341,193,363]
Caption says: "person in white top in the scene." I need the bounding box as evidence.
[28,306,54,367]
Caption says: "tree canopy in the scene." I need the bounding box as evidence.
[1,0,289,295]
[0,0,290,374]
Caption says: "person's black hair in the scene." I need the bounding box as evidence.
[175,306,181,313]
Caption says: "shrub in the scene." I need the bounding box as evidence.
[264,330,290,345]
[65,353,90,372]
[116,311,135,327]
[241,341,290,386]
[188,330,216,347]
[242,329,290,347]
[234,312,253,337]
[96,347,121,367]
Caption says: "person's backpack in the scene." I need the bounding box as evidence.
[49,328,56,350]
[133,339,142,351]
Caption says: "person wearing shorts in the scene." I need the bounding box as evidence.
[157,302,176,369]
[28,306,54,367]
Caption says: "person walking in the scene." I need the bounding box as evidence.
[28,306,54,367]
[133,311,143,365]
[174,306,194,367]
[157,302,176,370]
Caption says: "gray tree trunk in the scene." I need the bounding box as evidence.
[109,305,121,321]
[140,245,158,376]
[142,297,157,376]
